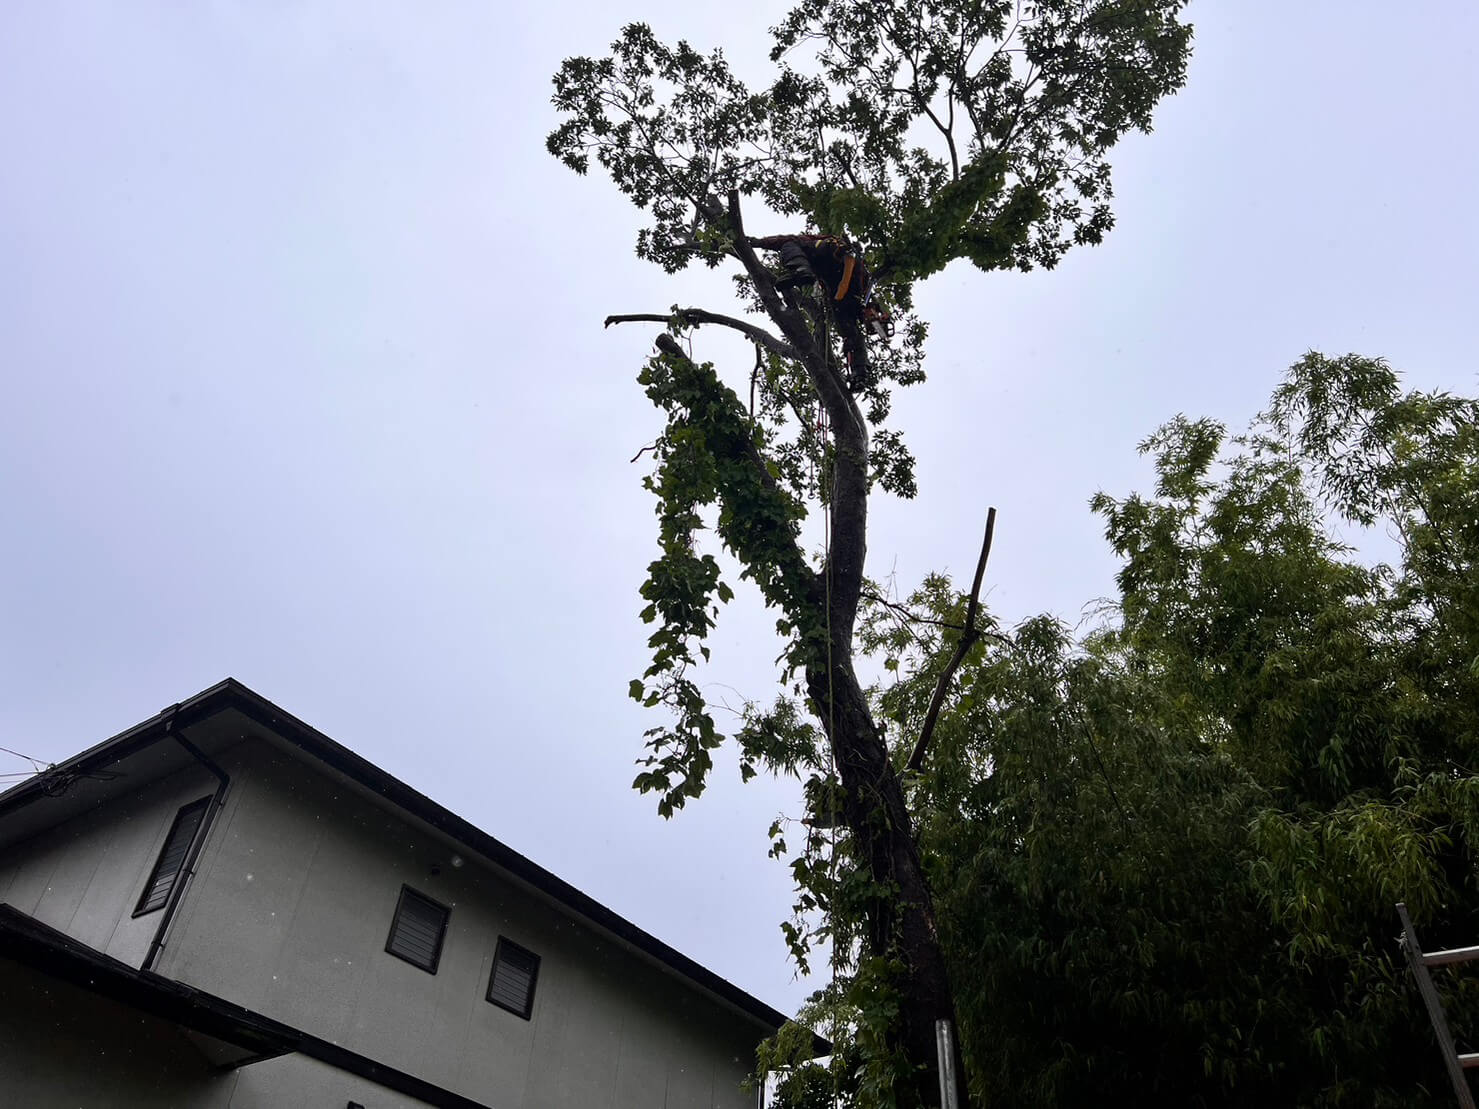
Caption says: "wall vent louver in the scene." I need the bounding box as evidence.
[385,886,450,974]
[134,796,211,916]
[487,937,540,1019]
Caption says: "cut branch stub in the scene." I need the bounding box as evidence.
[605,309,799,363]
[906,506,996,772]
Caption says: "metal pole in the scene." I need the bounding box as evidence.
[935,1019,960,1109]
[1398,902,1476,1109]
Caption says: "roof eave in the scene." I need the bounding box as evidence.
[0,678,829,1056]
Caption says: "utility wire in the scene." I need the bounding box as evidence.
[0,744,48,770]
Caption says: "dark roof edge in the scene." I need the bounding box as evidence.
[0,679,827,1054]
[0,678,241,814]
[0,905,494,1109]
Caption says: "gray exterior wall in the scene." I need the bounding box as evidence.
[0,763,217,967]
[222,1054,440,1109]
[0,956,438,1109]
[3,736,767,1109]
[0,953,232,1108]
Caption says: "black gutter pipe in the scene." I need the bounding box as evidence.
[143,703,230,972]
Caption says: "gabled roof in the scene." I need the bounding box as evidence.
[0,678,825,1053]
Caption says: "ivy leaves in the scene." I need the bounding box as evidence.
[628,340,825,816]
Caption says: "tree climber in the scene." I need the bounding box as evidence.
[747,233,892,387]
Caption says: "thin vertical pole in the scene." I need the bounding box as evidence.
[1398,902,1476,1109]
[935,1019,960,1109]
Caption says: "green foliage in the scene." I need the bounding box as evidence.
[738,695,821,785]
[842,354,1479,1105]
[773,1062,844,1109]
[772,0,1191,277]
[550,3,1194,1101]
[757,1018,863,1109]
[551,0,1192,824]
[552,1,1192,282]
[630,342,825,816]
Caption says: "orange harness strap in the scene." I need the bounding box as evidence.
[835,254,856,301]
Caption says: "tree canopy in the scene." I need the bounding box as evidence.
[859,354,1479,1105]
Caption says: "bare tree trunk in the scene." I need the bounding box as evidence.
[807,657,969,1106]
[806,385,969,1108]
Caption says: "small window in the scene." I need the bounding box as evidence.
[134,796,211,916]
[487,936,540,1019]
[385,885,450,973]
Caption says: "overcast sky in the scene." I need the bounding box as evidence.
[2,1,1476,1018]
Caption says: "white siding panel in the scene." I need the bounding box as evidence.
[0,765,217,967]
[1,846,57,915]
[146,741,769,1109]
[162,746,324,1007]
[226,1054,439,1109]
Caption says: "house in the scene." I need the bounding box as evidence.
[0,679,819,1108]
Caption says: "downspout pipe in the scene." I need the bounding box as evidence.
[143,703,230,973]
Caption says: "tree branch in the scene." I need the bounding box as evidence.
[905,507,997,772]
[709,193,829,371]
[866,588,968,632]
[713,191,866,432]
[865,587,1016,646]
[606,309,799,362]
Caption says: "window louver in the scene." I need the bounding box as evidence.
[134,797,211,915]
[487,937,540,1019]
[385,886,450,973]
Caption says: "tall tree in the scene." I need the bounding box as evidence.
[549,3,1191,1101]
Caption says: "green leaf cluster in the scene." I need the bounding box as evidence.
[630,342,826,816]
[846,354,1479,1105]
[550,1,1192,285]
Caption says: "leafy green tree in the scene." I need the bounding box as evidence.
[773,1059,857,1109]
[548,2,1191,1102]
[868,354,1479,1105]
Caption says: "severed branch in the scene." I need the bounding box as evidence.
[605,309,799,363]
[905,507,997,772]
